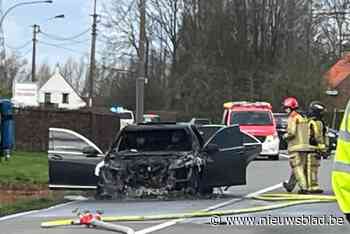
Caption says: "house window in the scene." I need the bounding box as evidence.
[62,93,69,104]
[44,92,51,104]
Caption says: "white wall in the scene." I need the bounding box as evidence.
[38,71,86,109]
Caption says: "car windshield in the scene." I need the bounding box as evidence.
[118,129,192,152]
[230,111,273,126]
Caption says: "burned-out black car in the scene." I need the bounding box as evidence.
[47,124,261,198]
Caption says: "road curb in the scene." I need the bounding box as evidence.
[0,201,78,222]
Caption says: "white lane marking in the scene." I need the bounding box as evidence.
[136,220,179,234]
[0,201,78,222]
[135,183,282,234]
[245,183,283,198]
[279,153,290,159]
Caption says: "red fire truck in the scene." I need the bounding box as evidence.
[222,101,280,160]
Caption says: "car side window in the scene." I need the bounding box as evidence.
[208,125,243,149]
[242,132,260,144]
[197,126,223,143]
[49,129,102,155]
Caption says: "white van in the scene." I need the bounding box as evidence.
[110,107,135,130]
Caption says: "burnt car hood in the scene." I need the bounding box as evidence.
[104,151,201,172]
[107,151,193,161]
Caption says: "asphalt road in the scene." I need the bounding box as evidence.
[1,155,349,234]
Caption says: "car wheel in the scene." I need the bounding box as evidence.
[268,154,279,161]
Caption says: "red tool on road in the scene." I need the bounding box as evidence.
[68,210,135,234]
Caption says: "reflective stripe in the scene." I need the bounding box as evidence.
[289,144,316,152]
[339,130,350,142]
[333,161,350,174]
[344,101,350,133]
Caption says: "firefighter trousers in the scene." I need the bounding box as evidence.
[288,152,308,191]
[306,153,322,192]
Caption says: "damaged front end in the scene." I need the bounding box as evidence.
[96,152,205,199]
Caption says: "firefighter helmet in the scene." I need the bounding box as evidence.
[283,97,299,110]
[309,101,326,117]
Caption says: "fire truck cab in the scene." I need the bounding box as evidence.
[222,101,280,160]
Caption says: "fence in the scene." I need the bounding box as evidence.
[14,108,121,152]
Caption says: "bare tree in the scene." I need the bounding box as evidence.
[313,0,350,58]
[62,56,87,93]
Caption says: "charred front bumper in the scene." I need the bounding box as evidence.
[97,153,203,198]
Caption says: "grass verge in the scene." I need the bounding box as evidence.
[0,151,67,217]
[0,194,66,217]
[0,151,48,186]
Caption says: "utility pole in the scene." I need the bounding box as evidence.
[136,0,146,123]
[0,0,6,86]
[32,24,40,82]
[88,0,98,108]
[306,0,312,67]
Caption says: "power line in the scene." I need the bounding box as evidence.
[16,47,32,59]
[40,28,91,42]
[38,40,88,56]
[5,40,32,50]
[43,39,90,47]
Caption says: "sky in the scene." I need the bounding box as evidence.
[3,0,106,66]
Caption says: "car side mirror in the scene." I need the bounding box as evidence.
[204,144,220,154]
[82,146,99,157]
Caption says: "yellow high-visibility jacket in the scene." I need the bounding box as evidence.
[332,100,350,214]
[286,111,315,152]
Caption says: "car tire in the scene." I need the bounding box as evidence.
[268,154,279,161]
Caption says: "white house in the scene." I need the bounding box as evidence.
[38,67,86,109]
[12,66,86,110]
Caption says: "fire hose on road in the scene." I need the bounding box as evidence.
[40,193,337,232]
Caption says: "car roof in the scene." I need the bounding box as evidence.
[232,107,271,112]
[124,123,191,132]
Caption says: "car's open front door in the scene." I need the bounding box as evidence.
[196,125,225,143]
[201,125,248,188]
[48,128,104,189]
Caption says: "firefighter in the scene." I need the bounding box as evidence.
[307,101,327,194]
[332,100,350,223]
[282,97,313,194]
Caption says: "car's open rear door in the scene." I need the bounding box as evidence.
[201,125,255,188]
[48,128,104,189]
